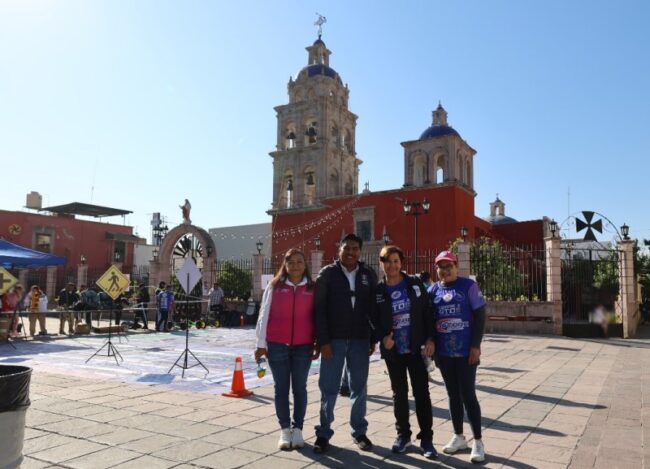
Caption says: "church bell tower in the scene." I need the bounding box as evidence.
[269,32,361,211]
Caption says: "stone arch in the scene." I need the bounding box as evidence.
[434,153,447,183]
[328,169,339,197]
[150,224,217,304]
[466,158,473,188]
[412,152,427,186]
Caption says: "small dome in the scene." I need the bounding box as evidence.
[484,215,518,225]
[419,125,460,140]
[296,64,341,83]
[313,38,326,46]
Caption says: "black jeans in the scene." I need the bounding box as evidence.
[384,352,433,440]
[133,303,148,328]
[437,356,482,439]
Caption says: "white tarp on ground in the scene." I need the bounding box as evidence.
[0,328,381,395]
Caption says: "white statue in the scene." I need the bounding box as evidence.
[180,199,191,224]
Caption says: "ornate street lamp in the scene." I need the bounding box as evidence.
[152,247,159,260]
[383,231,391,246]
[621,223,630,241]
[549,219,558,238]
[80,254,86,265]
[206,245,213,257]
[460,226,468,242]
[402,198,430,271]
[314,237,321,250]
[256,241,263,254]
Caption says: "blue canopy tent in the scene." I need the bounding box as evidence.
[0,240,66,269]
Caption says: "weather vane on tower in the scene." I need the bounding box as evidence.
[314,13,327,38]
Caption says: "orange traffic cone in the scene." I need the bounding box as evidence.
[222,356,254,398]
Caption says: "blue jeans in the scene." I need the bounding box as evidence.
[158,309,169,331]
[267,342,313,430]
[315,339,370,440]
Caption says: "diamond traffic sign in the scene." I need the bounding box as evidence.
[0,267,18,296]
[96,265,130,299]
[176,258,202,294]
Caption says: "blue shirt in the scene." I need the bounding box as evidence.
[429,277,486,357]
[158,291,174,311]
[387,279,412,354]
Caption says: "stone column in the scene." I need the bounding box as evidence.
[618,240,638,338]
[545,236,562,335]
[311,250,324,282]
[77,264,88,288]
[148,260,161,291]
[45,266,57,301]
[456,241,471,279]
[253,254,265,302]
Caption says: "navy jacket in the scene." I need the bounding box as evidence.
[314,260,378,346]
[373,273,434,360]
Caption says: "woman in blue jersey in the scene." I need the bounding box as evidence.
[429,250,487,464]
[374,245,437,458]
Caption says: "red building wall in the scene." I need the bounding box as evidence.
[0,210,136,270]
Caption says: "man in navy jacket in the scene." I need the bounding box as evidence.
[313,234,377,453]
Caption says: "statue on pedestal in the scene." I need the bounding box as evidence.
[180,199,191,224]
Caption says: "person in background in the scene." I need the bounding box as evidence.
[155,281,166,331]
[58,282,79,335]
[209,281,225,314]
[429,250,487,464]
[313,234,378,454]
[374,245,437,458]
[255,248,318,450]
[157,284,175,332]
[133,283,150,329]
[1,285,23,337]
[80,285,99,327]
[25,285,47,336]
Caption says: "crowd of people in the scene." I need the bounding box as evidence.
[255,234,488,463]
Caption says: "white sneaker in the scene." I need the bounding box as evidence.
[470,439,485,463]
[278,428,292,450]
[291,427,304,448]
[443,434,468,454]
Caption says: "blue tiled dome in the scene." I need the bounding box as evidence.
[484,215,518,225]
[296,64,341,82]
[419,125,460,140]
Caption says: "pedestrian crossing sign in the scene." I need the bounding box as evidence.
[0,267,18,296]
[96,265,129,299]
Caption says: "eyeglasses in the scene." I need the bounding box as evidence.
[436,263,455,271]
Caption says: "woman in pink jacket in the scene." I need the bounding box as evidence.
[255,248,319,451]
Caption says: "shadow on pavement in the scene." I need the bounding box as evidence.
[476,383,606,409]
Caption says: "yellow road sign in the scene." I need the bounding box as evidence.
[0,267,18,296]
[96,265,129,299]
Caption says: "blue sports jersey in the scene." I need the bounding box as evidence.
[387,279,411,354]
[429,277,486,357]
[158,291,174,311]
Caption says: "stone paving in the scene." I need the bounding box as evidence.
[4,324,650,468]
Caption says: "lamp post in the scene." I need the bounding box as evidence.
[403,198,430,271]
[460,226,468,242]
[383,231,391,246]
[314,237,321,250]
[152,247,159,260]
[621,223,630,241]
[80,254,86,265]
[256,241,263,254]
[549,219,558,238]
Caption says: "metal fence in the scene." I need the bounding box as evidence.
[470,242,547,301]
[561,247,620,322]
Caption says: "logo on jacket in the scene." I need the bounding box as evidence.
[391,290,402,300]
[436,318,470,333]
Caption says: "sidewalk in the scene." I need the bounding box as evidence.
[8,326,650,468]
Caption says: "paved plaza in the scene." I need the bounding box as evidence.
[2,322,650,468]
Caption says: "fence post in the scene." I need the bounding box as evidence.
[457,241,471,279]
[545,236,562,335]
[18,268,28,290]
[253,253,265,302]
[311,249,324,282]
[77,264,88,288]
[46,266,57,301]
[618,240,638,338]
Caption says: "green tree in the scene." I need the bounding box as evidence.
[219,261,252,301]
[635,239,650,300]
[592,251,619,295]
[451,237,528,301]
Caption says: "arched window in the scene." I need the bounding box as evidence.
[281,172,294,209]
[466,160,472,187]
[305,121,317,145]
[342,129,353,153]
[434,154,446,183]
[303,167,316,205]
[285,125,296,149]
[412,153,426,186]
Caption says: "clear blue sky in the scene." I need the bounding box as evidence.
[1,1,648,243]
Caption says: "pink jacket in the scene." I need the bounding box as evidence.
[256,278,315,347]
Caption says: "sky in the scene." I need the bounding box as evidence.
[1,0,648,244]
